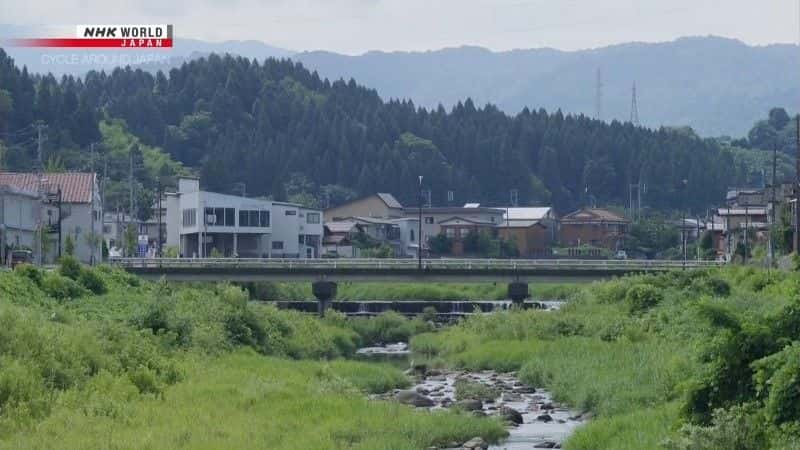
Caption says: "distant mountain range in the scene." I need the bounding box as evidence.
[2,26,797,136]
[294,37,800,137]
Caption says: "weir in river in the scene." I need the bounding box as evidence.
[273,300,563,319]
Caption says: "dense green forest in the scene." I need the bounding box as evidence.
[0,48,775,214]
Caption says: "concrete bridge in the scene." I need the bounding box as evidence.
[111,258,722,314]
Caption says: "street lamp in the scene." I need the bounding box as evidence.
[418,176,423,270]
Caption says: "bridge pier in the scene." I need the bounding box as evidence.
[508,282,529,306]
[312,281,338,316]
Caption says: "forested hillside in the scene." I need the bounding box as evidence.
[0,49,753,213]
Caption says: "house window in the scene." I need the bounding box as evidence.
[410,229,415,242]
[259,211,270,227]
[425,217,434,224]
[285,210,297,216]
[225,208,235,226]
[102,225,111,234]
[459,228,469,238]
[272,241,284,250]
[182,209,196,227]
[306,212,320,224]
[445,228,455,238]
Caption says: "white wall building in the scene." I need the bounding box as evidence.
[166,178,271,258]
[392,217,420,258]
[165,178,322,259]
[0,185,42,264]
[270,202,323,258]
[0,172,102,264]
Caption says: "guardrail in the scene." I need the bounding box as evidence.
[110,257,724,271]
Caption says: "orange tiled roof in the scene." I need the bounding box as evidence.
[0,172,95,203]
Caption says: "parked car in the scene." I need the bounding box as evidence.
[614,250,628,260]
[8,249,33,268]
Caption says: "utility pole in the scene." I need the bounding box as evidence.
[418,176,423,270]
[129,149,135,258]
[744,205,750,264]
[35,122,47,171]
[89,143,96,265]
[34,122,47,265]
[157,179,162,257]
[795,115,800,253]
[769,140,777,264]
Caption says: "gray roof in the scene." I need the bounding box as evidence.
[403,206,505,215]
[498,220,545,228]
[377,193,403,209]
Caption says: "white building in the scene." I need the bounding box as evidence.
[392,217,420,258]
[270,202,323,258]
[0,172,102,264]
[0,185,44,264]
[166,178,322,259]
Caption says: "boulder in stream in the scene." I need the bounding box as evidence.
[461,437,489,449]
[455,399,483,411]
[395,390,434,407]
[499,405,524,425]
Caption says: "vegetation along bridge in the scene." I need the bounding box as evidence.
[111,258,722,314]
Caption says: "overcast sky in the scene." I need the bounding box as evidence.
[2,0,799,54]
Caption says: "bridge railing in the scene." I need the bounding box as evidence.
[109,257,724,271]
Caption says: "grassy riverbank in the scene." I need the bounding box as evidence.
[411,267,800,449]
[0,260,506,449]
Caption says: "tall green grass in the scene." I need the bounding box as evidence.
[1,352,506,449]
[0,264,508,448]
[410,267,800,449]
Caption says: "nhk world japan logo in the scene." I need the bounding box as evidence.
[11,25,173,48]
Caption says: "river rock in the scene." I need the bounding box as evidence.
[536,413,553,422]
[461,437,488,449]
[533,441,558,448]
[396,390,434,407]
[499,406,524,425]
[455,399,483,411]
[502,392,522,402]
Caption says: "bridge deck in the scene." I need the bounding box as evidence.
[111,258,722,283]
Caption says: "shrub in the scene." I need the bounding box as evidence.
[691,276,731,297]
[752,343,800,425]
[58,255,81,280]
[13,264,43,286]
[41,273,87,300]
[665,404,767,450]
[78,268,107,295]
[64,235,75,256]
[224,308,268,350]
[624,284,663,314]
[348,311,430,345]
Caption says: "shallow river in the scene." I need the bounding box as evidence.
[357,343,586,449]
